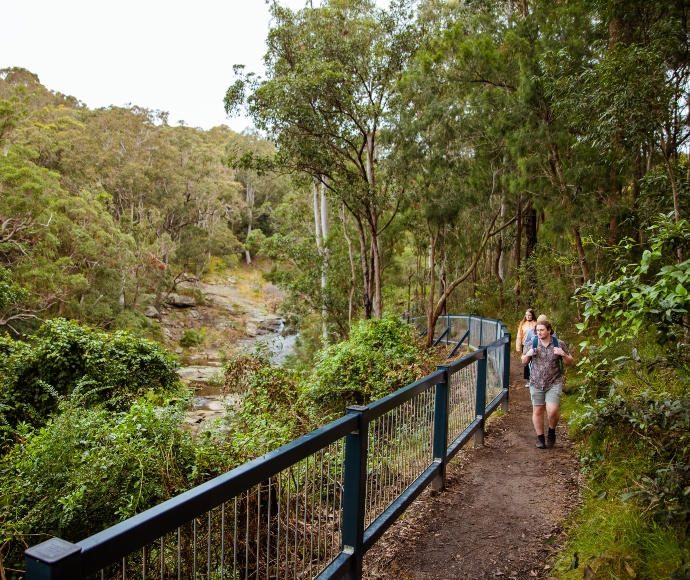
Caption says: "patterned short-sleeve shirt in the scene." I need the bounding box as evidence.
[530,339,569,391]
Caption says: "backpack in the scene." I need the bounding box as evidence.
[531,335,564,374]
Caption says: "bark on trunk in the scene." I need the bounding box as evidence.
[340,204,356,324]
[425,211,500,347]
[355,215,373,319]
[573,224,590,282]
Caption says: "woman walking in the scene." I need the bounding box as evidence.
[516,309,536,353]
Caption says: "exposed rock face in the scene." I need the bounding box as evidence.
[144,306,160,318]
[245,322,259,337]
[165,293,196,308]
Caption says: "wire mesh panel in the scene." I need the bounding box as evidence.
[485,345,504,406]
[447,362,478,444]
[86,440,346,580]
[449,316,469,344]
[481,319,497,346]
[364,387,436,528]
[432,316,448,343]
[468,317,482,349]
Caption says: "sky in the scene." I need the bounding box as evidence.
[1,0,308,132]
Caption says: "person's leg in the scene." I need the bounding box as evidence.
[529,386,547,448]
[532,404,545,435]
[544,383,563,447]
[545,402,560,429]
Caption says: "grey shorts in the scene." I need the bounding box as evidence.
[530,383,563,406]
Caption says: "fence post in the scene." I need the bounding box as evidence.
[432,366,450,491]
[474,350,487,447]
[25,538,82,580]
[342,405,369,580]
[502,332,511,412]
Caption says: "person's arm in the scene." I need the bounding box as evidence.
[516,323,524,351]
[554,341,574,366]
[521,346,535,366]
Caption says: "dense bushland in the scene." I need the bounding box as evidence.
[0,316,437,575]
[2,0,690,576]
[0,319,181,434]
[554,219,690,578]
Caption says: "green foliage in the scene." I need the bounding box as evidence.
[306,316,435,417]
[576,216,690,350]
[557,387,690,579]
[0,319,180,431]
[220,350,309,460]
[179,328,204,348]
[0,398,195,571]
[573,392,690,524]
[0,268,28,317]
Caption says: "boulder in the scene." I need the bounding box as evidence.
[165,293,196,308]
[144,306,160,318]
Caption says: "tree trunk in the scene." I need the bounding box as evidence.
[245,182,254,265]
[425,228,439,348]
[425,210,500,347]
[355,214,373,318]
[320,181,329,339]
[340,204,357,324]
[514,196,522,307]
[313,183,327,339]
[494,236,504,315]
[660,135,683,262]
[524,202,537,260]
[370,219,383,318]
[573,224,590,282]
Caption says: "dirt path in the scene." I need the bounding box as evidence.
[363,354,581,580]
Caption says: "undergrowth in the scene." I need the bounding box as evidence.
[556,350,690,579]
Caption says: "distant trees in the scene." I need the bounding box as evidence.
[0,68,287,333]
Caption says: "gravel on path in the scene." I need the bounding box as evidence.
[363,354,581,580]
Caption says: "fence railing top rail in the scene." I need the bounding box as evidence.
[366,369,445,419]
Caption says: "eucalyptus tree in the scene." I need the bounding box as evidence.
[544,0,690,261]
[225,0,421,318]
[387,0,530,342]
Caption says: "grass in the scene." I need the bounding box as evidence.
[554,391,690,579]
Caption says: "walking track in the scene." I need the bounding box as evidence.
[362,354,581,580]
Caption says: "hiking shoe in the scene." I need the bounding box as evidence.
[546,431,556,448]
[536,436,546,449]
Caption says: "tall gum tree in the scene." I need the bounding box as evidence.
[225,0,420,318]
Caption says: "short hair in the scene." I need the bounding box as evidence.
[536,320,553,334]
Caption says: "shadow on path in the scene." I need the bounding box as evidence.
[363,354,581,580]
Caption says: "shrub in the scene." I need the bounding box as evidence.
[306,316,435,417]
[0,399,195,572]
[0,318,181,431]
[179,328,204,348]
[219,350,309,460]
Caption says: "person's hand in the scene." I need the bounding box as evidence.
[554,347,564,356]
[527,348,535,357]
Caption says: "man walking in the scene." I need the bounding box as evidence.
[521,318,573,448]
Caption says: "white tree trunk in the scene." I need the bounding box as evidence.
[245,182,254,265]
[320,180,329,340]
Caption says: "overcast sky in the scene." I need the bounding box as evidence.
[1,0,308,132]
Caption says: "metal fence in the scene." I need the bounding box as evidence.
[25,316,510,580]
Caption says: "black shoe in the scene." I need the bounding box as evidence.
[546,430,556,448]
[536,436,546,449]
